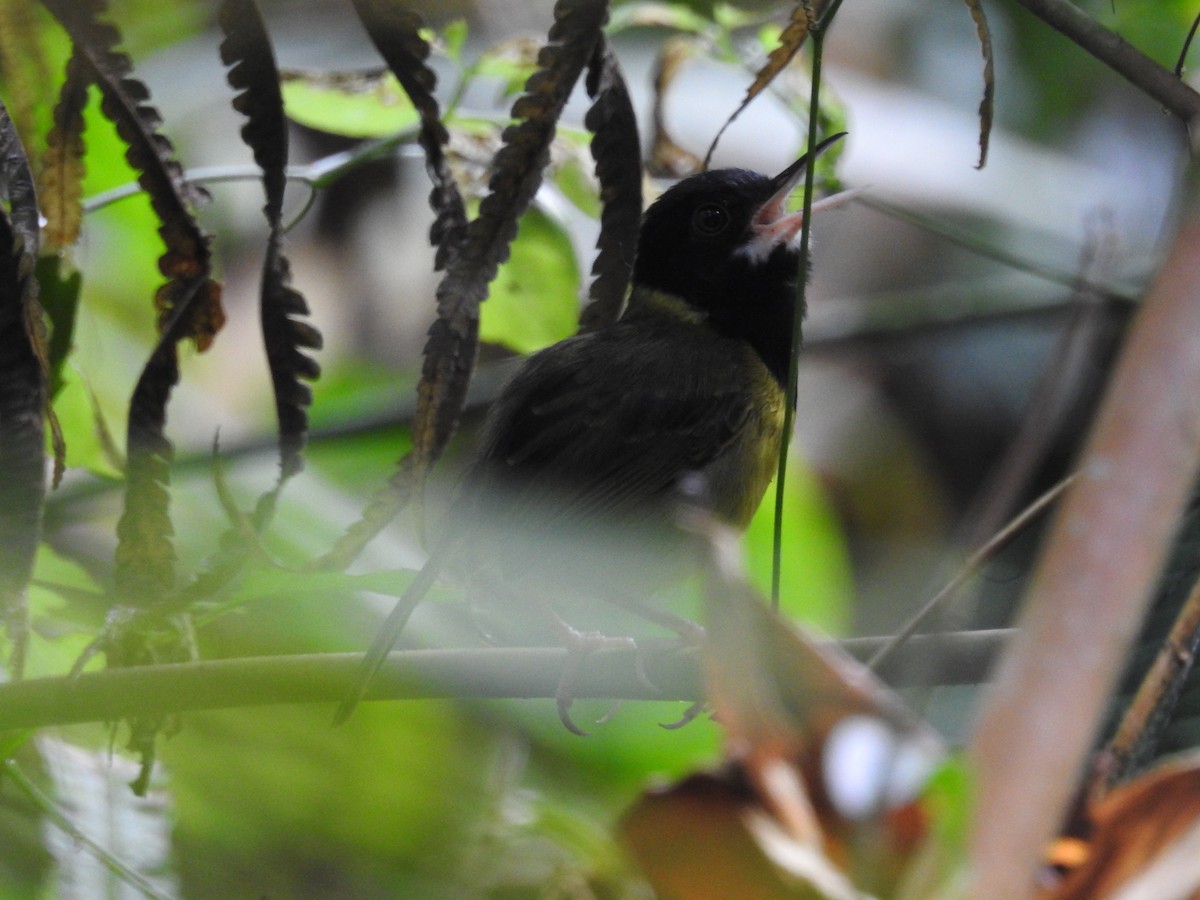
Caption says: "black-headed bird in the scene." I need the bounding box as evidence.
[337,133,851,725]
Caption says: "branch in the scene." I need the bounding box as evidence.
[1097,566,1200,790]
[0,631,1009,731]
[967,175,1200,896]
[1007,0,1200,124]
[0,647,698,731]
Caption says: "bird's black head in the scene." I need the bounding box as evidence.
[630,133,846,386]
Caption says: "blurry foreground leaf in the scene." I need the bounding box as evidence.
[1040,751,1200,899]
[621,522,943,898]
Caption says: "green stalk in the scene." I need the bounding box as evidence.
[772,25,827,608]
[2,759,173,900]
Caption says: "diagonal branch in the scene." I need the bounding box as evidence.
[967,175,1200,897]
[1007,0,1200,124]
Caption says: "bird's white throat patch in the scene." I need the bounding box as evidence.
[737,186,864,266]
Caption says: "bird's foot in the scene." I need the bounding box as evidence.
[626,631,709,730]
[660,700,708,730]
[545,606,707,734]
[547,612,637,735]
[629,617,706,692]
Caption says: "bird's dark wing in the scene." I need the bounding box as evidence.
[469,320,759,528]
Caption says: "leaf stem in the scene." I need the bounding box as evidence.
[81,132,424,214]
[2,759,173,900]
[772,25,826,609]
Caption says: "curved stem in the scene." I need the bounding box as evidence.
[82,131,424,214]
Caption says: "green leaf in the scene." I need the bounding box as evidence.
[48,358,126,480]
[897,755,974,897]
[37,255,82,400]
[607,2,713,36]
[442,18,468,61]
[26,545,108,678]
[472,38,542,98]
[744,453,853,634]
[279,69,420,138]
[551,155,600,218]
[164,702,499,897]
[481,208,580,355]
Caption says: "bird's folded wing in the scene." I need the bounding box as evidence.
[469,323,757,527]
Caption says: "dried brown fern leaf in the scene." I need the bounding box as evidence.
[0,98,46,678]
[219,0,322,479]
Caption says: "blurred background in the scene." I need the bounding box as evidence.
[4,0,1192,896]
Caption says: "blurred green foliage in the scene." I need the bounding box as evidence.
[1005,0,1199,133]
[1,0,1071,895]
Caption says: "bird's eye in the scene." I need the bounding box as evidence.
[692,203,729,237]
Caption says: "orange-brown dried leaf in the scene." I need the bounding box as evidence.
[220,0,324,487]
[39,1,215,615]
[153,277,224,352]
[621,772,806,900]
[696,524,943,895]
[191,280,225,353]
[218,0,288,218]
[648,36,702,179]
[745,3,814,105]
[705,2,814,167]
[320,0,608,572]
[21,290,64,486]
[117,340,178,608]
[1041,753,1200,899]
[0,0,56,155]
[963,0,994,169]
[42,0,215,342]
[259,244,321,476]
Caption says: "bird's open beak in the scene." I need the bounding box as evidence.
[749,132,858,255]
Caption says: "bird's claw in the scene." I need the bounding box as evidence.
[633,621,707,693]
[550,616,637,735]
[660,700,708,730]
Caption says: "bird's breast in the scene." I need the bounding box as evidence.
[703,351,787,529]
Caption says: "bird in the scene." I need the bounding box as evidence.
[336,132,851,726]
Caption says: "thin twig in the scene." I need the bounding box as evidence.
[964,214,1118,547]
[868,473,1076,671]
[1007,0,1200,123]
[82,133,424,213]
[1,759,173,900]
[0,646,701,731]
[1174,8,1200,77]
[859,196,1140,302]
[1097,565,1200,791]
